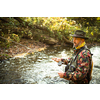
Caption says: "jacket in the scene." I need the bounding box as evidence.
[62,46,92,84]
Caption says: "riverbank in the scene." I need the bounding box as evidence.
[0,38,48,61]
[0,38,100,61]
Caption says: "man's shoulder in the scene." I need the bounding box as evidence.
[78,48,91,58]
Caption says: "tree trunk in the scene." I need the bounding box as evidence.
[62,36,73,45]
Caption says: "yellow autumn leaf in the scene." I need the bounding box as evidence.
[91,32,93,36]
[38,47,46,52]
[32,52,34,54]
[7,36,10,42]
[97,17,100,20]
[87,22,89,25]
[69,22,72,25]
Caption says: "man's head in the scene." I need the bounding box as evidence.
[71,30,88,47]
[73,37,85,47]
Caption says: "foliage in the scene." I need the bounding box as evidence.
[23,17,81,41]
[1,17,100,49]
[23,17,100,43]
[68,17,98,27]
[11,33,20,42]
[68,17,100,42]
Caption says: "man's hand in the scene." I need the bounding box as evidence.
[52,58,61,62]
[58,71,64,78]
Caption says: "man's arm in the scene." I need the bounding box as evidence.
[52,58,70,65]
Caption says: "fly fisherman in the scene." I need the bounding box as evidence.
[52,30,93,84]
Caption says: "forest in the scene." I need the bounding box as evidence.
[0,17,100,60]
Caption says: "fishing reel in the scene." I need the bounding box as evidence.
[58,61,76,72]
[58,61,64,66]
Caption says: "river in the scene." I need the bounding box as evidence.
[0,46,100,84]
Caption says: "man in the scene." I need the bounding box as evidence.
[52,30,93,84]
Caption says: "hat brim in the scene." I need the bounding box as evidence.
[70,34,89,39]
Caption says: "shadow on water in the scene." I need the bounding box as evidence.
[0,45,100,84]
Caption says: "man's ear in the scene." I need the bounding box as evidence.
[82,39,85,42]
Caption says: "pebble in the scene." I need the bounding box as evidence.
[38,57,42,59]
[5,50,8,52]
[43,57,47,59]
[37,59,43,62]
[6,61,10,63]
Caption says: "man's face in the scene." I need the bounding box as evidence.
[73,37,83,47]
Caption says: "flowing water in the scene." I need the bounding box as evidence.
[0,46,100,84]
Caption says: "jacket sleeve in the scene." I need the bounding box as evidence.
[63,50,91,81]
[61,58,71,65]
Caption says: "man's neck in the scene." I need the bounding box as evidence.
[75,42,86,50]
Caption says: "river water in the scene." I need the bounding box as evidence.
[0,46,100,84]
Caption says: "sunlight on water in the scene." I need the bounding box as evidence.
[0,46,100,84]
[61,49,67,58]
[90,46,100,66]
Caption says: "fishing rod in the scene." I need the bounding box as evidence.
[0,36,33,50]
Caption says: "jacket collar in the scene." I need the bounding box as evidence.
[75,42,86,50]
[74,43,86,55]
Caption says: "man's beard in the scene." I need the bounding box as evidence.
[73,42,81,48]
